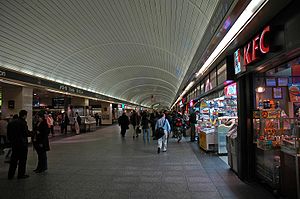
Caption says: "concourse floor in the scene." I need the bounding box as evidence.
[0,125,276,199]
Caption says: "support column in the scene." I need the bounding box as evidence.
[101,102,112,125]
[237,74,255,181]
[2,85,33,130]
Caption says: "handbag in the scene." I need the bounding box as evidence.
[156,119,166,139]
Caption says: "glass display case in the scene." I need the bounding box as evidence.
[253,109,300,194]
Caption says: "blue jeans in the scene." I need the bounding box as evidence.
[143,128,150,144]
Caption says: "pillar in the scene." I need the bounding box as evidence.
[2,85,33,130]
[101,102,112,125]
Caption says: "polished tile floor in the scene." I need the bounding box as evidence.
[0,125,276,199]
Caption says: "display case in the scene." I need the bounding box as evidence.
[199,128,217,151]
[253,109,300,195]
[80,116,96,132]
[217,117,238,154]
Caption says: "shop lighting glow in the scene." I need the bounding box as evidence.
[195,0,269,77]
[255,86,265,93]
[172,0,268,109]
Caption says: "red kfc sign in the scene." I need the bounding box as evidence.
[243,26,270,66]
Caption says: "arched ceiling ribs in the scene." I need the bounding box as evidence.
[188,0,209,22]
[119,84,176,99]
[104,77,178,94]
[51,42,186,78]
[88,65,178,87]
[129,91,174,103]
[139,94,173,105]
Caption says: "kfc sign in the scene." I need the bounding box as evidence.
[243,26,270,66]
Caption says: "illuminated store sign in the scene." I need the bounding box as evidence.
[243,26,270,66]
[234,26,271,74]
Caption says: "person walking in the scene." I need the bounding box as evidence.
[61,112,69,134]
[118,112,129,137]
[141,112,151,144]
[130,110,138,139]
[189,110,199,142]
[155,112,171,154]
[74,112,81,135]
[32,113,50,173]
[46,114,54,137]
[7,110,31,179]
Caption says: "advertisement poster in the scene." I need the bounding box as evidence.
[288,84,300,102]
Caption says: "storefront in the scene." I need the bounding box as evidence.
[233,1,300,197]
[185,57,239,167]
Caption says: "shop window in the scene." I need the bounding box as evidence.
[201,83,205,94]
[210,69,217,89]
[217,63,227,85]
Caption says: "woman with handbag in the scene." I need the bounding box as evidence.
[155,112,171,154]
[32,113,50,173]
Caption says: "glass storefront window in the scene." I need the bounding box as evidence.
[217,63,227,85]
[253,56,300,191]
[210,69,217,89]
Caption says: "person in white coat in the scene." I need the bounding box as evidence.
[155,113,171,154]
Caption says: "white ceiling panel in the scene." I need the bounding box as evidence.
[0,0,219,107]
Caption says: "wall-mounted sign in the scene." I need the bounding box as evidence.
[234,49,244,74]
[8,100,15,109]
[224,83,237,97]
[243,26,270,66]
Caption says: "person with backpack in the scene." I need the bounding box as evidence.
[155,112,171,154]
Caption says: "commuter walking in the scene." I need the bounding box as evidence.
[7,110,31,179]
[118,112,130,137]
[46,114,54,137]
[189,110,199,142]
[75,112,81,135]
[155,112,171,154]
[61,112,69,134]
[130,110,138,139]
[141,112,151,144]
[32,113,50,173]
[95,113,100,126]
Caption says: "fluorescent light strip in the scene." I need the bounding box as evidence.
[196,0,269,77]
[172,0,269,109]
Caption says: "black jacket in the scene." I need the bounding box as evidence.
[118,115,129,129]
[7,118,30,148]
[34,120,50,151]
[141,116,150,129]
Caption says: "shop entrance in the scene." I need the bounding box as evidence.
[197,83,238,169]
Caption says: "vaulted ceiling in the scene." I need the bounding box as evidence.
[0,0,219,108]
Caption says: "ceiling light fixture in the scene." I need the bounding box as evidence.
[195,0,269,77]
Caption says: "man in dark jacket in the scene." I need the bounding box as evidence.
[189,110,199,142]
[118,112,129,137]
[7,110,31,179]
